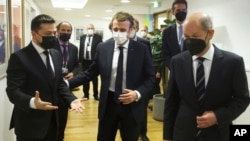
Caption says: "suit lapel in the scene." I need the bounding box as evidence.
[205,46,224,97]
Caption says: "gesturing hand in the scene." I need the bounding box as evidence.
[70,98,88,113]
[34,91,58,110]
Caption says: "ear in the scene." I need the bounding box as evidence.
[208,29,215,40]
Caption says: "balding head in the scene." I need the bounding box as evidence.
[183,12,215,56]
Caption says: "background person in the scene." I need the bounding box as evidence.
[54,21,80,141]
[79,24,102,100]
[162,0,188,68]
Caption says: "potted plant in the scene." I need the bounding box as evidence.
[150,18,176,121]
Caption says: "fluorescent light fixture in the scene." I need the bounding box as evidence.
[51,0,88,9]
[105,9,113,13]
[120,0,131,3]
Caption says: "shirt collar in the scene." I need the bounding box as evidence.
[32,40,46,54]
[59,39,68,46]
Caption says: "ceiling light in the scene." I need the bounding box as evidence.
[105,9,113,13]
[51,0,88,9]
[120,0,131,3]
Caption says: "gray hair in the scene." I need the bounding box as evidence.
[200,14,213,31]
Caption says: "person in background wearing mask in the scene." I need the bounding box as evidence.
[67,11,155,141]
[54,21,80,141]
[140,25,150,40]
[163,12,250,141]
[129,18,151,141]
[6,14,86,141]
[79,24,102,100]
[162,0,188,68]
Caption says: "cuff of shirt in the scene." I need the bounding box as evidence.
[30,97,37,109]
[134,90,141,102]
[65,80,69,87]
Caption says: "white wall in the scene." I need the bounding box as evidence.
[0,78,15,141]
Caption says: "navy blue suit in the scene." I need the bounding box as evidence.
[68,38,155,140]
[163,45,250,141]
[162,23,185,68]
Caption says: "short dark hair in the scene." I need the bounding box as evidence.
[31,14,55,32]
[172,0,188,10]
[56,21,72,31]
[111,11,134,29]
[134,19,139,30]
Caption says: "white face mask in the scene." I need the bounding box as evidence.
[129,29,136,39]
[113,31,128,45]
[140,31,147,38]
[87,29,94,35]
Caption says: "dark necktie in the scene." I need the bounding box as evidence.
[195,57,205,141]
[86,36,91,60]
[62,44,68,63]
[43,50,54,79]
[196,57,205,102]
[114,47,124,103]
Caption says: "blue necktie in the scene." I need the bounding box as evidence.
[62,44,68,63]
[178,25,183,51]
[114,47,124,103]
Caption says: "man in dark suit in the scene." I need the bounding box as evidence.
[68,11,155,141]
[162,0,188,68]
[6,14,85,141]
[54,21,80,141]
[79,24,102,100]
[129,18,151,141]
[163,12,250,141]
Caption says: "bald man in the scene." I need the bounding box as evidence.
[163,12,250,141]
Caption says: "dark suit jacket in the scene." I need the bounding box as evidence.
[137,36,151,55]
[6,42,77,140]
[69,39,155,123]
[162,23,184,68]
[163,45,250,141]
[54,39,79,74]
[79,34,102,64]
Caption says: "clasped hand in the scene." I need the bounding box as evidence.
[34,91,87,113]
[118,89,138,104]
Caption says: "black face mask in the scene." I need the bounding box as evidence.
[59,33,71,42]
[184,32,208,55]
[40,36,57,49]
[175,11,187,22]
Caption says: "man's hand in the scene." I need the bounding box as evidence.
[64,72,74,80]
[196,111,218,128]
[34,91,58,110]
[118,89,137,104]
[70,98,88,113]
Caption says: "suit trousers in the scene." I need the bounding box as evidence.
[82,60,98,98]
[16,112,58,141]
[58,98,69,141]
[97,91,140,141]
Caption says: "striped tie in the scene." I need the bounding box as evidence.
[195,57,205,141]
[196,57,205,102]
